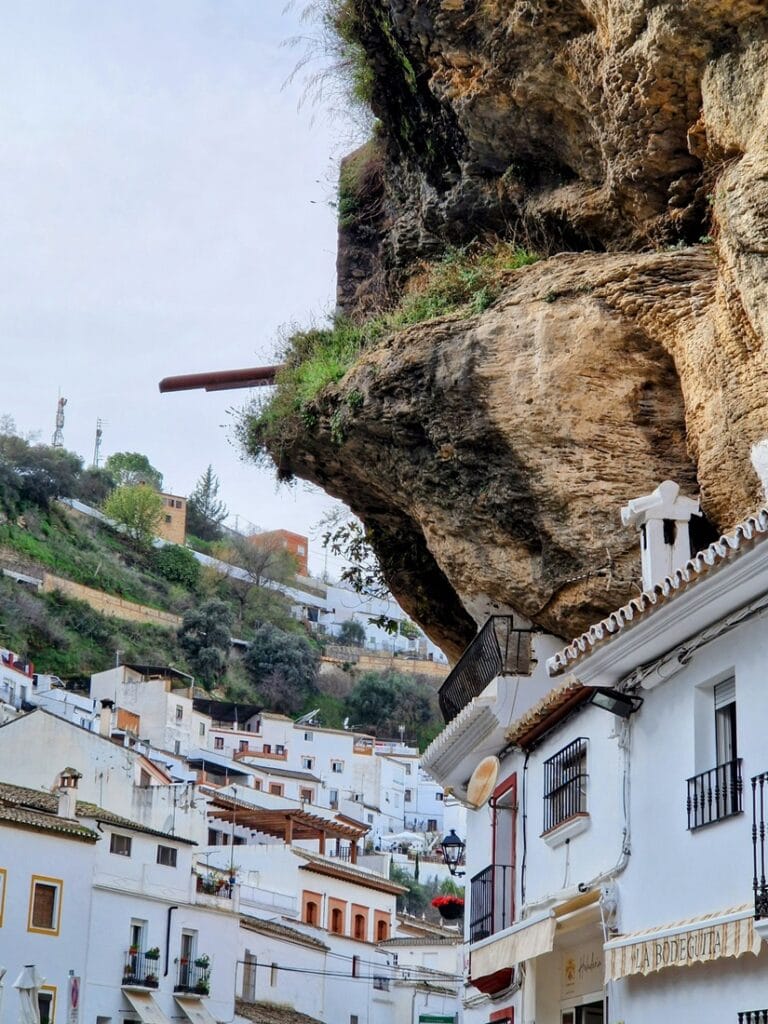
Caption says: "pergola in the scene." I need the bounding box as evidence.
[205,789,368,861]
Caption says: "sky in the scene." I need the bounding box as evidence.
[0,1,360,575]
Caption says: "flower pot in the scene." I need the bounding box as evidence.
[437,902,464,920]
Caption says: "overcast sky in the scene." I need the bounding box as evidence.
[0,1,359,574]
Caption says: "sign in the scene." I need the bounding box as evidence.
[604,906,761,981]
[418,1017,456,1023]
[561,941,604,1000]
[68,976,80,1024]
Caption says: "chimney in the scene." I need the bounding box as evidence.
[99,698,115,738]
[621,480,702,590]
[56,767,81,818]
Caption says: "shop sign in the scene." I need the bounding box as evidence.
[561,941,604,1000]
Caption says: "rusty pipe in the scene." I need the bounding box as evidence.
[158,365,281,394]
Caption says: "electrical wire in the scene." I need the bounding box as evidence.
[234,959,463,983]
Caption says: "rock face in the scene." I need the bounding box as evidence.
[271,2,768,658]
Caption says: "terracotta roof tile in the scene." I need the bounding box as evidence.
[239,916,329,951]
[235,999,323,1024]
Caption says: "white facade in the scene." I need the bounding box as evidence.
[424,497,768,1024]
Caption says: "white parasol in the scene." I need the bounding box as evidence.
[13,966,45,1024]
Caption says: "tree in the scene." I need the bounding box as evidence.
[214,533,298,626]
[345,670,434,738]
[73,467,116,506]
[337,618,366,647]
[178,600,233,689]
[187,465,228,541]
[0,434,82,511]
[103,485,164,546]
[104,451,163,490]
[153,544,201,589]
[244,622,319,712]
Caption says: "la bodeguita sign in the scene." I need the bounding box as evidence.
[605,907,761,981]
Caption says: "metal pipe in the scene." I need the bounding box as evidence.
[158,366,280,394]
[164,905,178,977]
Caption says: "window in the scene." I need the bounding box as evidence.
[165,515,172,524]
[351,957,360,978]
[688,676,742,829]
[436,792,444,801]
[269,783,284,797]
[303,894,319,926]
[174,741,181,755]
[375,914,389,942]
[214,736,224,750]
[253,779,262,791]
[242,953,257,1001]
[331,760,344,773]
[329,902,345,934]
[329,789,339,809]
[198,722,205,736]
[110,834,132,857]
[404,789,412,802]
[301,756,314,770]
[28,877,62,934]
[372,976,389,991]
[427,818,437,831]
[175,706,183,721]
[275,744,285,755]
[304,731,314,742]
[263,744,271,753]
[175,500,182,509]
[270,963,278,987]
[367,813,374,824]
[297,545,305,555]
[157,845,177,867]
[239,740,249,752]
[352,907,368,941]
[543,738,588,833]
[469,773,517,943]
[300,788,314,803]
[404,763,412,775]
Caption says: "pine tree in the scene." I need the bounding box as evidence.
[187,465,228,541]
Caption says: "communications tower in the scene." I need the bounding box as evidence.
[51,396,67,448]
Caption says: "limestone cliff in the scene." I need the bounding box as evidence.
[254,1,768,659]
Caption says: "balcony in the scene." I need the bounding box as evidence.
[438,617,533,724]
[469,864,514,943]
[686,758,742,830]
[122,951,161,989]
[751,771,768,920]
[175,960,211,996]
[738,1013,768,1024]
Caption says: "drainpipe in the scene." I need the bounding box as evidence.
[165,906,178,977]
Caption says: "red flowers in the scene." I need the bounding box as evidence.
[431,895,464,908]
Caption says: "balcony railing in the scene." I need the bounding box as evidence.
[469,864,514,943]
[175,961,211,995]
[686,758,743,830]
[438,617,534,724]
[122,951,161,988]
[751,771,768,919]
[738,1012,768,1023]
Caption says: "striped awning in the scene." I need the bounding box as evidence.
[471,914,556,981]
[604,904,760,981]
[122,989,173,1024]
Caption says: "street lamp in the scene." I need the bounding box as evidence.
[439,830,466,877]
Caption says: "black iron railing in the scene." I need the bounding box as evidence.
[751,771,768,919]
[175,961,211,995]
[543,737,588,834]
[438,617,534,723]
[122,952,161,988]
[686,758,742,830]
[738,1012,768,1023]
[469,863,514,943]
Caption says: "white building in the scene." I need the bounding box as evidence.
[423,481,768,1024]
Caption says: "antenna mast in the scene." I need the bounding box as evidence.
[51,395,67,448]
[92,418,104,468]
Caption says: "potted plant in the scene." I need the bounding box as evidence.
[129,945,139,956]
[194,979,210,995]
[143,973,159,989]
[194,954,210,968]
[432,894,465,920]
[145,947,160,961]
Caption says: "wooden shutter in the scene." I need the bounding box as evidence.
[32,883,56,929]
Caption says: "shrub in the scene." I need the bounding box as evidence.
[153,545,201,589]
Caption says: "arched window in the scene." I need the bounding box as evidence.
[376,918,388,941]
[331,907,343,934]
[305,901,318,926]
[353,913,366,940]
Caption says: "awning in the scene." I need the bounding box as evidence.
[604,904,761,981]
[471,913,556,980]
[175,994,219,1024]
[122,989,173,1024]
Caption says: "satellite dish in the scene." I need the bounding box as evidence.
[466,756,500,808]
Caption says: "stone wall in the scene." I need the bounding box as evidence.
[41,574,182,630]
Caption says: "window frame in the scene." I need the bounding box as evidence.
[0,867,6,927]
[28,875,63,936]
[38,985,57,1024]
[156,844,178,867]
[110,833,133,857]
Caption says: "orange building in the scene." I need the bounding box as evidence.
[256,529,309,575]
[157,492,187,545]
